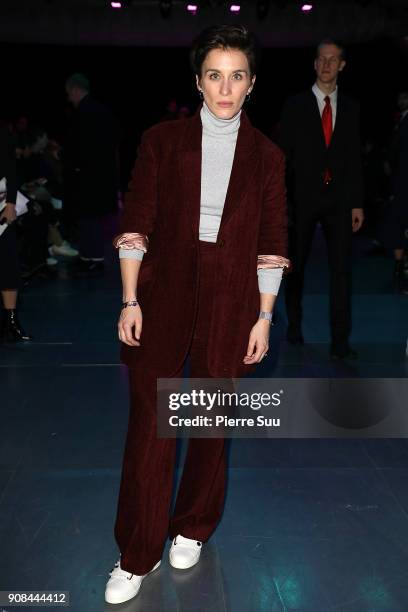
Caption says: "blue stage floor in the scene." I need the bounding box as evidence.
[1,226,407,611]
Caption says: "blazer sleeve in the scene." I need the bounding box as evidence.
[257,146,288,258]
[116,129,158,238]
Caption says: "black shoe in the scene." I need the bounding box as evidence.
[0,309,33,342]
[330,346,358,361]
[286,326,304,345]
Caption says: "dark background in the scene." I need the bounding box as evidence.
[1,36,407,186]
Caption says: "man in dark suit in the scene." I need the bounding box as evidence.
[64,73,119,275]
[278,39,364,360]
[386,92,408,294]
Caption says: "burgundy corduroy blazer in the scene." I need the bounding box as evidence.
[116,107,288,378]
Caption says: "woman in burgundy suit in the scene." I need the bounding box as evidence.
[105,25,289,605]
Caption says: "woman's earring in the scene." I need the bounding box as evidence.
[198,90,204,100]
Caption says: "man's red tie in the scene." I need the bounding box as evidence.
[322,95,332,184]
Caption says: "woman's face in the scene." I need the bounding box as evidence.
[196,47,255,120]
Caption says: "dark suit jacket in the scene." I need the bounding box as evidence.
[63,95,119,218]
[116,107,288,378]
[383,113,408,247]
[278,89,363,214]
[393,114,408,209]
[0,121,17,205]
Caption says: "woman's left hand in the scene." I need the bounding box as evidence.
[243,319,270,364]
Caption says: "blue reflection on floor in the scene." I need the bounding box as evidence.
[1,225,407,611]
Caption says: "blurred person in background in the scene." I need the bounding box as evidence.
[64,73,119,276]
[160,98,179,122]
[22,127,78,260]
[0,120,32,341]
[383,92,408,294]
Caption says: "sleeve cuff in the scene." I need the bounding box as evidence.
[113,232,149,252]
[119,248,144,261]
[257,267,283,295]
[257,254,291,270]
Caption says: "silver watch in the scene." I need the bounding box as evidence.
[259,311,273,322]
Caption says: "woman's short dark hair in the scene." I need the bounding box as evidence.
[190,25,259,77]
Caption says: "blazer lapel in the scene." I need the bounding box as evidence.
[178,108,202,238]
[308,90,327,150]
[329,90,343,150]
[177,107,259,239]
[218,110,259,232]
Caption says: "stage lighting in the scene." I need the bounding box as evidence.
[110,0,131,8]
[230,4,241,12]
[301,3,313,12]
[160,0,172,18]
[187,3,198,14]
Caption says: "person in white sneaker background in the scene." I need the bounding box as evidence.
[16,125,79,269]
[106,24,289,605]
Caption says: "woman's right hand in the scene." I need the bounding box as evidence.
[118,304,142,346]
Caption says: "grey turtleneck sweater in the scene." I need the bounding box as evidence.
[120,102,282,295]
[199,101,240,241]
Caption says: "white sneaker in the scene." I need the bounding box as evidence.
[104,557,161,604]
[48,241,79,257]
[169,534,202,569]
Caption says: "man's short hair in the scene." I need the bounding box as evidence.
[65,73,90,92]
[397,92,408,113]
[316,39,346,61]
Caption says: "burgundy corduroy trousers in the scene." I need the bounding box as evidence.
[114,241,227,575]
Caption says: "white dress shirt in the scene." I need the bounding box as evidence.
[312,83,338,129]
